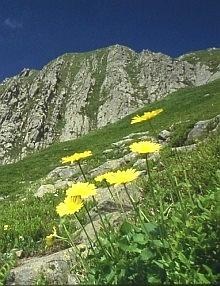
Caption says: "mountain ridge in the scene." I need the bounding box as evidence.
[0,45,220,165]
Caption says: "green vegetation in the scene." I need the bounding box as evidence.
[182,48,220,72]
[0,78,219,283]
[0,79,219,197]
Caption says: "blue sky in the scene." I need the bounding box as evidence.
[0,0,219,81]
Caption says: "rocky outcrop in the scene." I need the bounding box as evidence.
[1,45,220,164]
[186,114,220,143]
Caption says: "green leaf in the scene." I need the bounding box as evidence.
[127,244,142,253]
[152,239,164,248]
[118,242,141,253]
[132,233,147,245]
[197,273,210,284]
[148,275,162,283]
[142,222,157,234]
[120,221,137,235]
[140,248,154,261]
[178,253,189,266]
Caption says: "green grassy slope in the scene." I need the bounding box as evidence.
[0,79,220,197]
[0,79,219,267]
[181,48,220,72]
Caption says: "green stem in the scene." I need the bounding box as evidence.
[74,213,95,254]
[78,161,87,181]
[84,203,112,258]
[145,154,157,207]
[105,180,127,216]
[62,223,88,269]
[77,160,112,257]
[91,195,116,252]
[122,183,144,225]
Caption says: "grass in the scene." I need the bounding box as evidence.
[0,79,219,197]
[0,78,220,284]
[181,48,220,72]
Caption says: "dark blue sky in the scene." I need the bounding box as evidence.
[0,0,219,81]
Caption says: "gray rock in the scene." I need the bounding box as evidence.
[172,144,197,152]
[34,184,56,198]
[123,152,139,163]
[102,148,114,155]
[89,158,125,178]
[46,165,80,181]
[123,131,149,140]
[111,138,134,148]
[133,159,146,170]
[78,211,127,244]
[7,248,77,285]
[1,45,219,165]
[54,180,72,190]
[158,129,171,141]
[186,114,220,143]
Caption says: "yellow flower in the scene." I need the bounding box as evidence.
[56,196,83,217]
[61,150,92,164]
[131,108,163,124]
[45,226,57,247]
[105,168,140,186]
[66,182,97,199]
[3,225,9,231]
[130,141,161,154]
[94,172,115,183]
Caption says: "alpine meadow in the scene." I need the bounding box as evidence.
[0,46,220,285]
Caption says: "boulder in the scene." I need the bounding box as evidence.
[186,114,220,143]
[7,248,77,285]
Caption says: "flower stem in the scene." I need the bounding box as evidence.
[74,213,95,254]
[84,203,112,258]
[91,195,116,252]
[77,161,87,181]
[105,180,126,216]
[62,223,88,269]
[77,160,113,257]
[145,154,157,206]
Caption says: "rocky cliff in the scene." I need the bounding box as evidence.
[0,45,219,164]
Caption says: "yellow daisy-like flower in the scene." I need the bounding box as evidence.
[61,150,92,164]
[45,226,57,247]
[131,108,163,124]
[94,172,115,183]
[130,141,161,154]
[66,182,97,199]
[56,196,83,217]
[105,168,140,186]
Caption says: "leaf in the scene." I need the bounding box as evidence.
[120,221,136,235]
[118,242,141,253]
[154,260,165,269]
[132,233,147,245]
[142,222,157,234]
[148,275,162,283]
[127,244,142,253]
[178,253,189,266]
[152,239,164,248]
[197,273,210,284]
[140,248,154,261]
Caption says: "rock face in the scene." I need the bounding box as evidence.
[0,45,220,165]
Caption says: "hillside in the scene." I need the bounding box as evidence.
[0,78,219,198]
[1,45,220,165]
[179,48,220,73]
[0,49,220,284]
